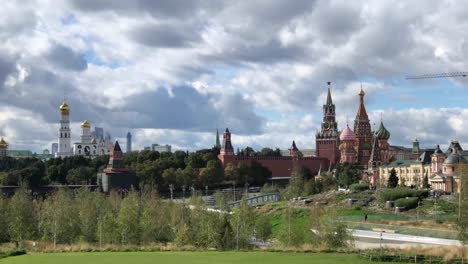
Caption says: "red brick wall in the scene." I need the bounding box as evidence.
[316,139,339,166]
[219,155,330,179]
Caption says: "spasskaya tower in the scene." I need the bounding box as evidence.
[315,82,340,166]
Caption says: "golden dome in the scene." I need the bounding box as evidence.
[358,84,365,96]
[0,137,8,149]
[59,101,70,112]
[81,120,91,128]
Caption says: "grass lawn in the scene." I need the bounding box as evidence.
[0,251,393,264]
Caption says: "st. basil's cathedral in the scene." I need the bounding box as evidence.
[316,82,391,184]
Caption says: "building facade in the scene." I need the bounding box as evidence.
[152,144,172,153]
[379,141,465,193]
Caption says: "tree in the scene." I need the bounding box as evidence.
[457,163,468,244]
[216,215,234,250]
[0,195,9,242]
[76,190,100,243]
[387,168,399,188]
[117,190,141,244]
[248,161,271,186]
[66,166,95,185]
[8,187,36,242]
[198,160,223,187]
[422,172,430,189]
[309,206,353,249]
[286,165,307,198]
[40,189,80,245]
[140,192,173,243]
[335,162,362,188]
[255,216,272,241]
[231,199,256,249]
[278,206,306,247]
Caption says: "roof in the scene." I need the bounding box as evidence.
[290,140,298,151]
[340,124,356,141]
[356,87,368,119]
[382,159,422,168]
[114,141,122,152]
[375,121,390,140]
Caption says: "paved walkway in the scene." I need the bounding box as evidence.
[352,229,461,248]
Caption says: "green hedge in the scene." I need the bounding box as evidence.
[0,249,26,259]
[379,188,428,203]
[395,197,419,210]
[350,183,369,192]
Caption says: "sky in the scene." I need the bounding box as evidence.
[1,0,468,153]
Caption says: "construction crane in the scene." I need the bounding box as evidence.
[406,72,468,79]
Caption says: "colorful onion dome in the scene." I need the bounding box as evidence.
[340,124,356,141]
[374,121,390,140]
[81,120,91,128]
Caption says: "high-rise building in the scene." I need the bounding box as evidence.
[51,143,58,155]
[56,99,72,158]
[91,127,104,140]
[316,82,340,166]
[126,132,132,153]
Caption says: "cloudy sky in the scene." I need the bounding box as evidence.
[1,0,468,153]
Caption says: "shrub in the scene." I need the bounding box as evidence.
[379,188,428,203]
[350,183,369,193]
[394,197,419,210]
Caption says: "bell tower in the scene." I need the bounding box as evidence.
[315,82,340,166]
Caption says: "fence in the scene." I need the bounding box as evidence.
[227,193,280,209]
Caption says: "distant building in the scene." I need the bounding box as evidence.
[91,127,104,140]
[98,141,137,193]
[51,143,58,155]
[0,138,8,158]
[152,144,171,153]
[43,149,50,155]
[8,150,33,158]
[126,132,132,153]
[143,146,151,151]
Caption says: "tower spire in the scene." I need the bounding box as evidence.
[326,81,333,105]
[215,128,221,148]
[356,84,368,119]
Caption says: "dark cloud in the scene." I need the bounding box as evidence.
[46,44,87,71]
[109,86,264,134]
[0,52,16,86]
[69,0,222,18]
[130,23,201,48]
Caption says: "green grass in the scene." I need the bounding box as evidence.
[0,251,394,264]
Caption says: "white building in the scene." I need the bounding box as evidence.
[152,144,171,153]
[55,100,110,158]
[72,121,109,157]
[56,100,73,158]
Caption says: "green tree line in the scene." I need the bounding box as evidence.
[0,148,272,193]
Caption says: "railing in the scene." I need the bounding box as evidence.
[227,193,280,209]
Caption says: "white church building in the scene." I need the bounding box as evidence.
[56,100,110,158]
